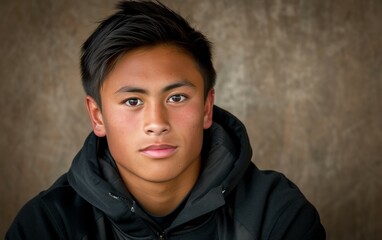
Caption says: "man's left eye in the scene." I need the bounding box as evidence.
[167,94,187,103]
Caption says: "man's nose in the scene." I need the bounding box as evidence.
[144,104,170,136]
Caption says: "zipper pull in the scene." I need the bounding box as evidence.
[108,192,120,200]
[158,232,166,240]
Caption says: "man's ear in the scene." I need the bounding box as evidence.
[86,96,106,137]
[203,89,215,129]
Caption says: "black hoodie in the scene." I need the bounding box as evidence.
[6,106,326,239]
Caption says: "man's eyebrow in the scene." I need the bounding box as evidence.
[162,80,196,92]
[114,80,196,94]
[115,86,147,94]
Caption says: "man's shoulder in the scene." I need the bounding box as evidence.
[39,174,81,204]
[227,163,326,239]
[6,174,103,239]
[232,164,304,203]
[15,174,76,216]
[27,174,88,216]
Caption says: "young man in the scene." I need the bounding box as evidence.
[7,1,326,239]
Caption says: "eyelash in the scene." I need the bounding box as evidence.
[124,98,143,107]
[123,94,188,107]
[167,94,188,103]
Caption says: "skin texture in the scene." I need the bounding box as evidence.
[86,44,214,216]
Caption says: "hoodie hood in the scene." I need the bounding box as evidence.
[209,105,253,194]
[67,105,253,228]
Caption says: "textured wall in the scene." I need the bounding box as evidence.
[1,0,381,239]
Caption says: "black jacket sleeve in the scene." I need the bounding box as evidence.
[267,196,326,240]
[6,174,111,240]
[6,194,62,240]
[234,166,326,240]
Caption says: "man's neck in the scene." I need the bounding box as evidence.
[117,159,201,217]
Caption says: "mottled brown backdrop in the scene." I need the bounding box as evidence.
[1,0,381,239]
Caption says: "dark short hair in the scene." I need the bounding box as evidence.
[81,0,216,107]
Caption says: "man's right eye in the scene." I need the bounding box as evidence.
[124,98,143,107]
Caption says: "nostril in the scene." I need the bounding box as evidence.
[145,126,170,136]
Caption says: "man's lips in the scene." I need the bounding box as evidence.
[139,144,178,159]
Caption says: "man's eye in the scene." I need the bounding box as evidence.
[124,98,143,107]
[168,94,187,103]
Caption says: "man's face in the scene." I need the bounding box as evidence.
[87,44,214,184]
